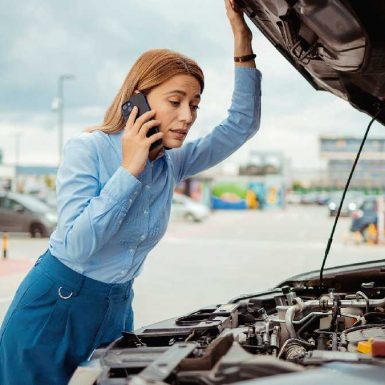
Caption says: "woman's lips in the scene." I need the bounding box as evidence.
[170,129,187,140]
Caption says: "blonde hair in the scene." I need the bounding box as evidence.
[88,49,204,134]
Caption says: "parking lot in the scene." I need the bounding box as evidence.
[1,205,384,329]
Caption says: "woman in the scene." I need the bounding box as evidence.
[0,1,261,384]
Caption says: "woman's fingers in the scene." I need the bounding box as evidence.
[225,0,238,13]
[225,0,252,38]
[133,110,157,133]
[124,106,138,130]
[139,119,161,137]
[147,131,164,145]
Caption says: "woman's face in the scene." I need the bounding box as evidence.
[145,74,201,149]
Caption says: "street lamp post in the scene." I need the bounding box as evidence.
[57,74,75,164]
[14,133,21,191]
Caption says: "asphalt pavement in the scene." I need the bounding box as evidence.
[1,205,384,329]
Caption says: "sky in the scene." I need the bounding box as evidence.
[0,0,383,169]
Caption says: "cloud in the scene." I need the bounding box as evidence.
[0,0,382,168]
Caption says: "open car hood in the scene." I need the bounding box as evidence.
[238,0,385,124]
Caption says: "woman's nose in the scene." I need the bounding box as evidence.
[179,105,193,124]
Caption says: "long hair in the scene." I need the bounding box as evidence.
[88,49,204,134]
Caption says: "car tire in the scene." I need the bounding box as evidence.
[30,223,47,238]
[185,213,201,223]
[361,226,372,243]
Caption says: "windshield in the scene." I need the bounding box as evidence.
[360,199,377,212]
[11,194,52,213]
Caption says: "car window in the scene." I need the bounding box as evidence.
[10,194,50,213]
[0,197,5,208]
[6,199,24,210]
[3,198,24,211]
[361,200,376,211]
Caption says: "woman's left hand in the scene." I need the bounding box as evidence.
[225,0,252,39]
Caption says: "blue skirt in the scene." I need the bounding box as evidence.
[0,249,134,385]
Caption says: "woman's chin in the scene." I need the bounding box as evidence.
[163,138,184,149]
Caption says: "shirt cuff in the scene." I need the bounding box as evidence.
[103,166,142,206]
[234,67,262,97]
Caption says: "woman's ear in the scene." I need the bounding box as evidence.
[134,90,140,95]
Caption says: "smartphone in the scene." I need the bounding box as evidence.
[122,93,163,151]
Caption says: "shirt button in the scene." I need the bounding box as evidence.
[140,234,146,241]
[128,199,133,203]
[120,270,126,275]
[129,248,135,253]
[144,209,149,215]
[145,185,150,189]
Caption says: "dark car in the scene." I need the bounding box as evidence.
[328,191,363,217]
[69,260,385,385]
[350,195,382,240]
[0,192,57,237]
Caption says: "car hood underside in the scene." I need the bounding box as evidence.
[238,0,385,125]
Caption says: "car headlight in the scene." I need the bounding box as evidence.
[329,203,336,210]
[348,203,356,211]
[45,212,57,223]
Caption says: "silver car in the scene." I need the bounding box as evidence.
[0,192,57,237]
[171,193,210,222]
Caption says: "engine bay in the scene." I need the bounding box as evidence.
[70,267,385,385]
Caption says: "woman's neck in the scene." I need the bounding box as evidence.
[148,145,164,161]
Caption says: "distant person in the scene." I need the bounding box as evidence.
[0,1,262,384]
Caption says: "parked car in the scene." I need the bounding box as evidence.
[300,191,319,205]
[285,191,302,204]
[0,192,57,237]
[328,191,363,217]
[350,195,382,240]
[35,191,57,210]
[171,193,210,222]
[315,191,330,206]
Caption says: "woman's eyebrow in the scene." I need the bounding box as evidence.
[165,90,201,99]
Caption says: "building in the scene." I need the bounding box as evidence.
[320,136,385,189]
[0,164,58,194]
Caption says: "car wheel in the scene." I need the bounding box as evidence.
[185,213,200,223]
[30,223,47,238]
[361,225,375,243]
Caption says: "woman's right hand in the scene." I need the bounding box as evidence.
[121,106,164,177]
[225,0,252,39]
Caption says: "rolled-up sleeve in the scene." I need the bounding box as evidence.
[55,134,142,262]
[168,67,262,183]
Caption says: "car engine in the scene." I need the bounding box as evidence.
[69,271,385,385]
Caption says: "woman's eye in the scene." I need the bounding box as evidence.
[169,100,199,111]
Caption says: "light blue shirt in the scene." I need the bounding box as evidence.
[49,67,262,283]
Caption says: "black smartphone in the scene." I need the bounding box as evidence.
[122,93,163,151]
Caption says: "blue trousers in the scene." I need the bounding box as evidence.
[0,250,134,385]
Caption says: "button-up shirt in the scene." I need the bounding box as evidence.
[49,67,262,283]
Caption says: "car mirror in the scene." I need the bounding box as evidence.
[14,204,25,213]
